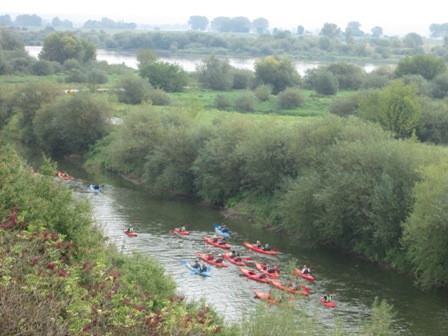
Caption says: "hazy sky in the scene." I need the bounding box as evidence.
[2,0,445,36]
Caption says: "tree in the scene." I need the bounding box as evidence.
[196,55,233,90]
[136,49,157,69]
[52,17,73,28]
[358,80,422,138]
[417,100,448,144]
[371,26,383,37]
[33,93,112,155]
[116,74,152,105]
[254,56,301,94]
[229,17,252,33]
[314,70,338,95]
[39,32,96,64]
[252,18,269,34]
[14,81,60,142]
[15,14,42,26]
[320,23,341,39]
[296,25,305,35]
[403,32,423,48]
[429,23,448,38]
[395,54,447,80]
[430,72,448,99]
[210,16,231,32]
[326,62,365,90]
[0,27,24,50]
[139,61,188,92]
[402,163,448,288]
[188,16,209,31]
[0,14,12,26]
[346,21,364,36]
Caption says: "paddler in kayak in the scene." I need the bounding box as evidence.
[302,265,311,275]
[192,260,200,269]
[218,237,227,245]
[323,292,333,303]
[93,183,100,191]
[211,234,219,242]
[220,224,230,233]
[253,240,262,248]
[262,243,272,251]
[127,225,134,233]
[215,254,224,263]
[229,250,237,258]
[234,253,242,262]
[289,282,299,290]
[180,225,186,232]
[258,273,267,279]
[207,253,214,260]
[199,263,208,273]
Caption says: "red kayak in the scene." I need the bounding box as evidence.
[320,297,336,307]
[170,228,190,235]
[243,241,278,256]
[254,262,280,278]
[195,253,228,267]
[270,279,309,296]
[56,171,73,180]
[204,237,230,249]
[124,230,137,237]
[224,253,246,266]
[253,290,294,306]
[239,267,272,283]
[293,268,315,281]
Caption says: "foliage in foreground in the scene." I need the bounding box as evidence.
[239,297,397,336]
[0,145,230,335]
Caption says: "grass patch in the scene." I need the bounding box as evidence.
[171,87,342,117]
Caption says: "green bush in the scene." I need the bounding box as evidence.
[234,91,257,112]
[328,93,361,117]
[196,55,233,91]
[277,87,305,109]
[149,88,171,106]
[139,61,188,92]
[314,70,338,95]
[116,74,152,105]
[33,93,113,155]
[253,84,272,102]
[232,68,254,89]
[214,94,232,110]
[31,59,56,76]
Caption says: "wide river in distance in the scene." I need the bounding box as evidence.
[25,46,377,74]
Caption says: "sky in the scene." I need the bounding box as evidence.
[1,0,446,36]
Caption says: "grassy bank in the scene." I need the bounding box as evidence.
[0,144,232,335]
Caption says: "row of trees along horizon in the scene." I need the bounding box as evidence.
[2,12,448,37]
[1,27,448,290]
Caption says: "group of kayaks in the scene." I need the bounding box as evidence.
[119,218,334,307]
[132,222,336,307]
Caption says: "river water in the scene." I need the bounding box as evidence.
[17,148,448,335]
[25,46,376,74]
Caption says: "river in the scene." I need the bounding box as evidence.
[25,46,376,74]
[16,147,448,335]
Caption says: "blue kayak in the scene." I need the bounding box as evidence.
[214,223,231,238]
[88,184,100,193]
[180,260,211,277]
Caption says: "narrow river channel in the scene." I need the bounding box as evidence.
[21,151,448,335]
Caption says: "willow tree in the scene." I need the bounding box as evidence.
[254,56,301,94]
[358,80,421,139]
[402,162,448,288]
